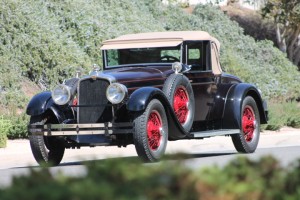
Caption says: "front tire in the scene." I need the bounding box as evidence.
[133,99,168,162]
[231,96,260,153]
[29,115,65,166]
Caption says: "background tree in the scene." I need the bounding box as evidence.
[262,0,300,69]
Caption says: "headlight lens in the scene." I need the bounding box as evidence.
[52,84,71,105]
[106,83,127,104]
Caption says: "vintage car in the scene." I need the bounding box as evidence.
[27,31,268,165]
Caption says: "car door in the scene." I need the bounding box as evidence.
[183,41,217,124]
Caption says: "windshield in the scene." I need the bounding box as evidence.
[105,45,181,68]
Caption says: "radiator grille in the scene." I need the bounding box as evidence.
[78,78,109,123]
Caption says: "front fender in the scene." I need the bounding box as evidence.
[26,91,52,116]
[127,87,167,112]
[127,87,188,139]
[26,91,73,123]
[222,83,268,129]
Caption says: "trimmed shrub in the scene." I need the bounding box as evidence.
[264,101,300,130]
[0,116,11,148]
[6,113,29,139]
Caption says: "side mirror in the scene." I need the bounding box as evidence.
[172,62,191,74]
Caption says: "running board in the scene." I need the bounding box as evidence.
[191,129,240,138]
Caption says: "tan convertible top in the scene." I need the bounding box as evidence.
[101,31,220,50]
[101,31,222,74]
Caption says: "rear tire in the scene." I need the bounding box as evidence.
[29,115,65,166]
[231,96,260,153]
[133,99,168,162]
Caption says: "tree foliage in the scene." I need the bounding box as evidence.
[262,0,300,69]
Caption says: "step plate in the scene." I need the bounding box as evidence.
[192,129,240,138]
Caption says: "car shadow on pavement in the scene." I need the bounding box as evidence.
[10,152,237,169]
[162,151,237,161]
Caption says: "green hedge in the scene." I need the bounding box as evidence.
[264,101,300,130]
[1,0,299,102]
[0,156,300,199]
[148,3,300,101]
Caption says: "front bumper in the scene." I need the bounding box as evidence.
[28,122,133,136]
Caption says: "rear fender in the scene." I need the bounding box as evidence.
[222,83,268,129]
[127,87,188,139]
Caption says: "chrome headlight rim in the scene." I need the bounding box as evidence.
[51,84,71,106]
[106,83,127,104]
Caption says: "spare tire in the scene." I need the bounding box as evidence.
[162,74,195,132]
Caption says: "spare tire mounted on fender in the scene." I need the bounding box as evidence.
[163,74,195,132]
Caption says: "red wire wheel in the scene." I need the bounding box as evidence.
[173,86,189,125]
[242,105,256,142]
[147,111,162,150]
[231,96,260,153]
[133,99,168,162]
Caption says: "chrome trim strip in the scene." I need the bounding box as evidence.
[48,123,113,129]
[45,130,113,136]
[28,123,133,136]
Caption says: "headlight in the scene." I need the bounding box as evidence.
[106,83,127,104]
[52,84,71,105]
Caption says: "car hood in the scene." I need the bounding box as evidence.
[102,66,173,88]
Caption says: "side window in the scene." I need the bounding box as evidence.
[187,42,202,70]
[188,48,200,60]
[187,41,210,71]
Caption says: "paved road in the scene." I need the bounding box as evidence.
[0,127,299,188]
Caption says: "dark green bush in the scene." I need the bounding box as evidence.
[1,156,300,200]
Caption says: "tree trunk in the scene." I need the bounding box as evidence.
[286,27,300,67]
[293,41,300,69]
[276,24,287,53]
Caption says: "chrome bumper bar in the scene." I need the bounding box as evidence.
[28,122,133,136]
